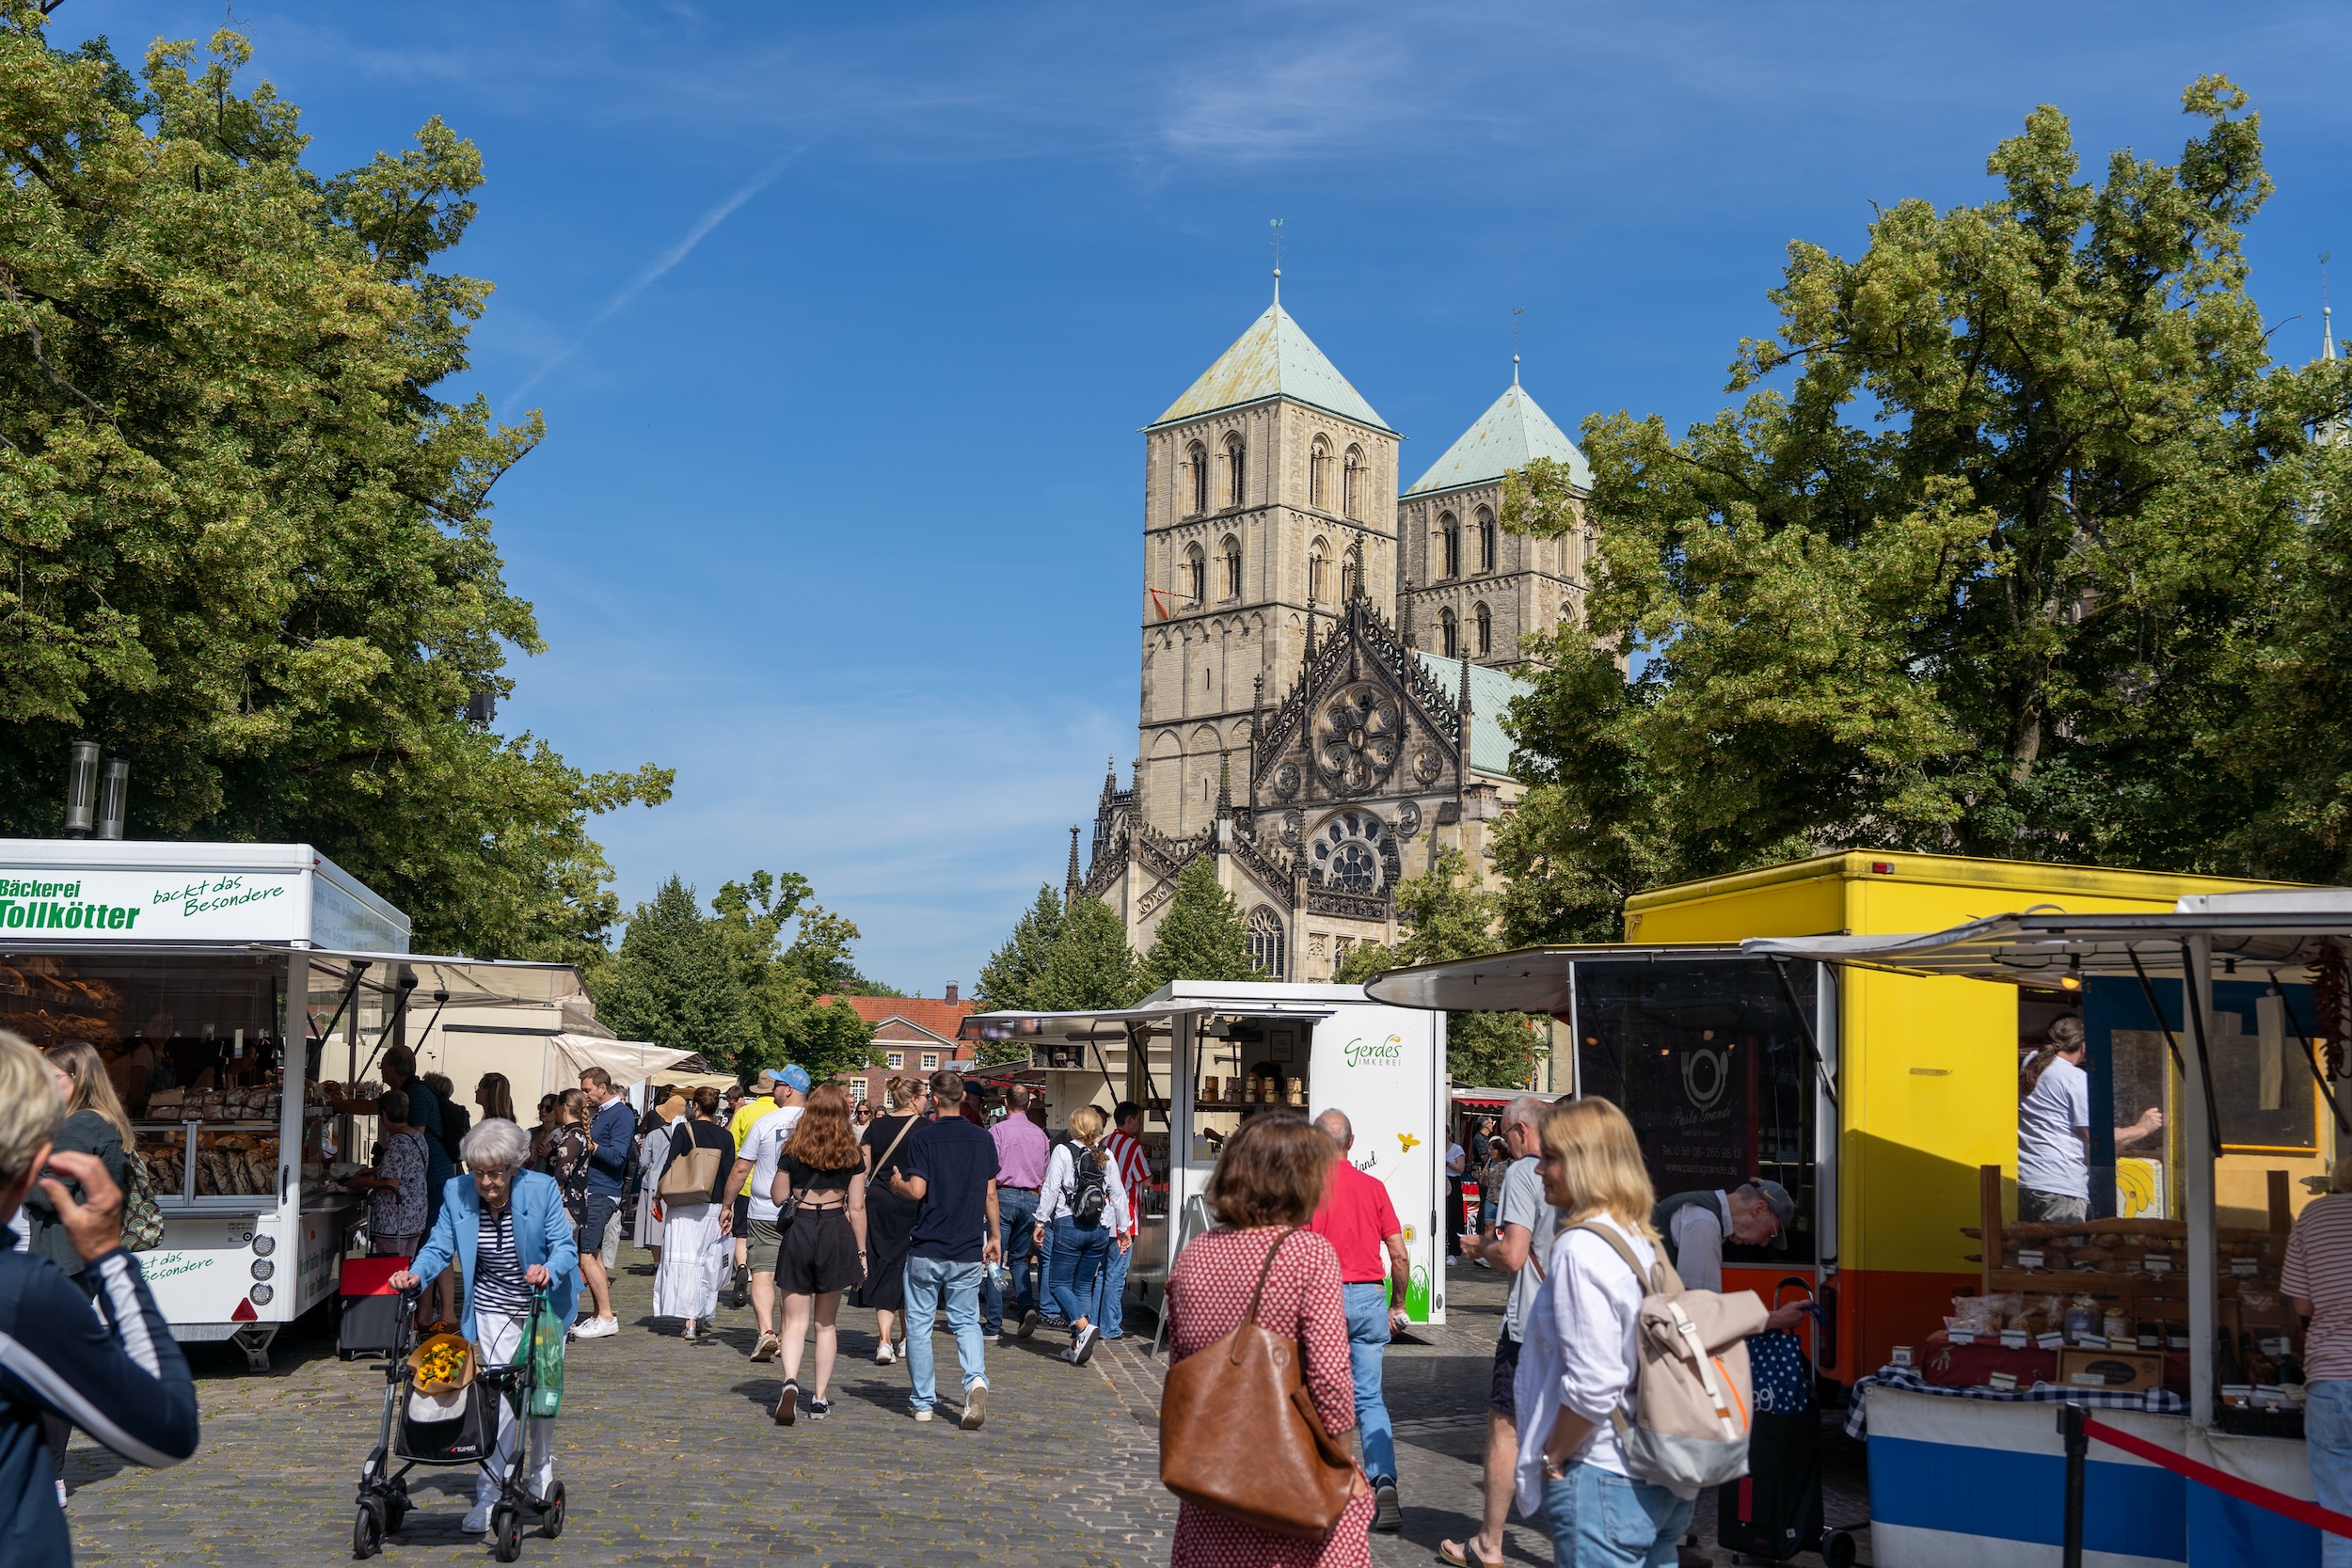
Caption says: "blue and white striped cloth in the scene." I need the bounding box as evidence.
[1844,1364,2184,1438]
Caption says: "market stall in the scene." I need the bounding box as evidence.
[960,979,1448,1323]
[1738,892,2350,1567]
[0,838,593,1369]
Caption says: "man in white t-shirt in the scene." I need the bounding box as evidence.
[722,1065,809,1362]
[2019,1020,2162,1223]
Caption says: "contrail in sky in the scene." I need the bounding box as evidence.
[507,149,802,408]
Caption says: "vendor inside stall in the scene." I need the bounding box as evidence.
[2018,1014,2167,1224]
[1656,1180,1809,1333]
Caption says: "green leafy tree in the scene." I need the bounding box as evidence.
[0,16,669,959]
[1138,857,1262,993]
[708,870,876,1081]
[1497,78,2300,930]
[592,877,757,1069]
[972,884,1065,1063]
[1333,849,1539,1086]
[1034,894,1143,1013]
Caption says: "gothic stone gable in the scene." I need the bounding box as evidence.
[1252,594,1462,816]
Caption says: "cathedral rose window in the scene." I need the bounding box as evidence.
[1311,812,1390,895]
[1312,682,1402,795]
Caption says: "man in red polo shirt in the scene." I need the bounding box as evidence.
[1310,1107,1410,1533]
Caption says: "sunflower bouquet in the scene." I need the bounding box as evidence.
[406,1333,475,1394]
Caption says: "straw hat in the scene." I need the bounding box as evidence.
[656,1094,688,1121]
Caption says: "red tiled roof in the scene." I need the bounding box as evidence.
[819,994,975,1040]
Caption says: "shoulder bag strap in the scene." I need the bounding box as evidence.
[872,1115,917,1176]
[1570,1219,1666,1294]
[1236,1226,1299,1334]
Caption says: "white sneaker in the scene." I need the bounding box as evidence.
[461,1504,492,1533]
[911,1406,935,1422]
[961,1382,988,1430]
[568,1315,618,1340]
[875,1342,896,1365]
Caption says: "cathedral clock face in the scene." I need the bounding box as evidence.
[1313,683,1402,795]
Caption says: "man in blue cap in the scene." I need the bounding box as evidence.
[1652,1178,1808,1332]
[724,1064,811,1360]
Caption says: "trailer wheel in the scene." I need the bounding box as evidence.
[351,1501,384,1560]
[1823,1530,1856,1568]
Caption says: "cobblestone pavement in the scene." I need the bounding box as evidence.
[62,1253,1873,1566]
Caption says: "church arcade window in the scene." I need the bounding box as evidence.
[1221,536,1242,599]
[1309,538,1328,603]
[1439,607,1459,657]
[1477,506,1497,573]
[1474,601,1492,656]
[1225,436,1247,509]
[1186,441,1208,515]
[1248,907,1286,980]
[1310,437,1330,509]
[1343,446,1364,519]
[1184,544,1206,606]
[1440,514,1461,578]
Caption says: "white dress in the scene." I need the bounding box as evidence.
[652,1125,726,1321]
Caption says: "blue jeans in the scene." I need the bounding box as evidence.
[982,1187,1040,1334]
[1095,1230,1132,1338]
[1542,1460,1692,1568]
[902,1255,987,1412]
[1343,1282,1398,1486]
[2310,1379,2352,1568]
[1046,1215,1109,1324]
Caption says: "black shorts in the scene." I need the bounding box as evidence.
[1490,1330,1521,1418]
[732,1194,752,1235]
[777,1208,863,1296]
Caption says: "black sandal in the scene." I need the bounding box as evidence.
[773,1380,798,1426]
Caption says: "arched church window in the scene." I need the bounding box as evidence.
[1248,907,1286,980]
[1343,446,1364,519]
[1221,535,1242,600]
[1309,538,1328,603]
[1310,811,1389,895]
[1226,435,1247,509]
[1440,514,1461,579]
[1477,506,1497,573]
[1474,601,1492,657]
[1310,436,1330,509]
[1439,607,1459,657]
[1186,441,1208,515]
[1184,543,1206,606]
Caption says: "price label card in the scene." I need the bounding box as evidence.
[2075,1333,2109,1350]
[2001,1329,2030,1349]
[1989,1371,2019,1392]
[2143,1255,2172,1275]
[1947,1329,1978,1346]
[2036,1331,2067,1350]
[2169,1335,2192,1351]
[2233,1257,2260,1276]
[2072,1370,2108,1386]
[1891,1345,1914,1368]
[2017,1250,2045,1270]
[2137,1334,2161,1349]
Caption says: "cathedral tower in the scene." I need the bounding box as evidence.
[1135,290,1400,840]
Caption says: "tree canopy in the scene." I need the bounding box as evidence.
[971,884,1142,1064]
[592,870,878,1081]
[1497,77,2344,937]
[0,14,667,959]
[1137,857,1260,994]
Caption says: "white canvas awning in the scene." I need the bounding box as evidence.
[544,1033,691,1087]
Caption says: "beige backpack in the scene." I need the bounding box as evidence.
[1571,1221,1767,1490]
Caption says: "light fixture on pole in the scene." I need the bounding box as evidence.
[95,754,132,841]
[61,741,99,838]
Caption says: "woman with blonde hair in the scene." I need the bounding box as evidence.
[24,1041,133,1281]
[855,1073,928,1363]
[767,1084,869,1424]
[1164,1112,1373,1568]
[1513,1097,1690,1567]
[1033,1102,1130,1367]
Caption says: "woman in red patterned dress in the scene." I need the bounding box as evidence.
[1165,1113,1375,1568]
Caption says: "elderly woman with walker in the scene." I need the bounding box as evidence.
[390,1117,581,1537]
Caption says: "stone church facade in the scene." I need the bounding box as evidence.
[1075,290,1595,982]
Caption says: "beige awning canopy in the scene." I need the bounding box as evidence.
[1364,942,1752,1014]
[294,948,589,1010]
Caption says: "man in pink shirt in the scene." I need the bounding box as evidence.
[984,1084,1050,1344]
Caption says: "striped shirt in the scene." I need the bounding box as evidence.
[1104,1130,1150,1235]
[473,1206,532,1317]
[2286,1194,2352,1382]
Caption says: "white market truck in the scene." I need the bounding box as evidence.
[0,839,584,1368]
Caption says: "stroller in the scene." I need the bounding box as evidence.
[352,1286,567,1562]
[1717,1277,1856,1568]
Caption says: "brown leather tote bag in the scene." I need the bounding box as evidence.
[1157,1227,1362,1537]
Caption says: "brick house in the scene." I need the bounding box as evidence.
[818,985,977,1106]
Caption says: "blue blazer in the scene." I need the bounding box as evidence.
[410,1169,582,1340]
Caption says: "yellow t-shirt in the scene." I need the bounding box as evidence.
[729,1096,777,1194]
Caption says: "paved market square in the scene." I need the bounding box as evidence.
[59,1263,1870,1566]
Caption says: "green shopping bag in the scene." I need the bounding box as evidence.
[505,1292,565,1418]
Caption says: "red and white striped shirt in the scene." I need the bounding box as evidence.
[1104,1129,1150,1236]
[2283,1192,2352,1382]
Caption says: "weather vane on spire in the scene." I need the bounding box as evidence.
[1513,306,1523,384]
[1271,218,1283,306]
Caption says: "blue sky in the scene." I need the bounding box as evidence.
[56,2,2352,994]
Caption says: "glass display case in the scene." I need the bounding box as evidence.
[1188,1019,1311,1161]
